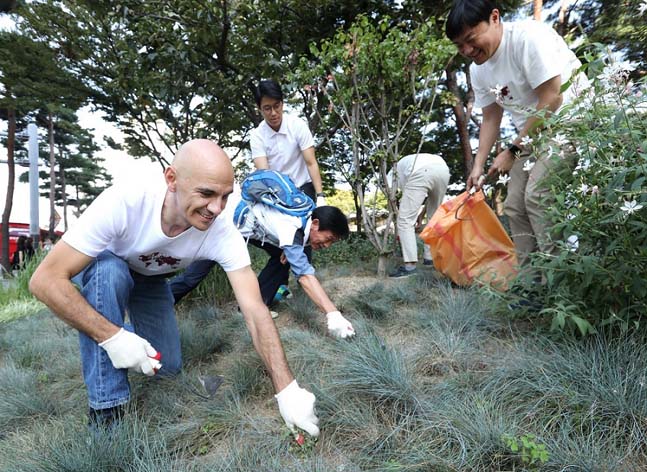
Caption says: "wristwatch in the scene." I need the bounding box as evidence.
[508,143,522,160]
[316,192,325,198]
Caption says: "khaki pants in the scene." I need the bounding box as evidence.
[397,162,450,263]
[504,150,565,267]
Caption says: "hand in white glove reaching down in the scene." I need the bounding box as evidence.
[316,195,327,207]
[326,311,356,338]
[99,328,162,376]
[275,380,320,437]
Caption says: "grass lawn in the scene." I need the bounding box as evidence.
[0,262,646,471]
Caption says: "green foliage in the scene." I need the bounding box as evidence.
[502,433,549,467]
[326,188,355,214]
[312,232,377,267]
[0,251,45,322]
[518,50,647,332]
[293,15,455,262]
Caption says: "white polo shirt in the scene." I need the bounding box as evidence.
[471,20,587,130]
[249,113,315,188]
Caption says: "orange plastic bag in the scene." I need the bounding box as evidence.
[419,191,517,290]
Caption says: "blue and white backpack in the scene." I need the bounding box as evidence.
[233,170,315,230]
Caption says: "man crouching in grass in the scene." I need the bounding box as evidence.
[29,139,319,437]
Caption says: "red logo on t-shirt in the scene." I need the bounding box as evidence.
[139,252,181,268]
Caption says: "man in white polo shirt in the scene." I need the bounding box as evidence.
[250,79,325,206]
[172,81,328,312]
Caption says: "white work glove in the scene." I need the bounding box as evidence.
[316,194,327,207]
[326,311,356,338]
[275,380,320,437]
[99,328,162,376]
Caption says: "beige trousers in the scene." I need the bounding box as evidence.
[504,150,564,267]
[397,162,450,263]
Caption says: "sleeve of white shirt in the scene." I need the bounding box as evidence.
[518,23,564,90]
[250,127,266,159]
[62,185,126,257]
[294,117,315,151]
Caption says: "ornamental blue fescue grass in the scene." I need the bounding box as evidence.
[518,48,647,333]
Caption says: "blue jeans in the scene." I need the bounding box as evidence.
[73,251,182,410]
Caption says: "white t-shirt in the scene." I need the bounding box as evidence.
[249,113,315,188]
[471,20,587,130]
[63,177,250,276]
[388,153,448,190]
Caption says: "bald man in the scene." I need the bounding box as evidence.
[30,139,319,436]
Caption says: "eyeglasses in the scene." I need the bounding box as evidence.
[260,101,283,114]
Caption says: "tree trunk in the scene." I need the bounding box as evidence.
[48,111,57,240]
[533,0,543,20]
[1,106,16,273]
[60,154,68,231]
[446,65,474,179]
[377,253,389,278]
[557,0,570,36]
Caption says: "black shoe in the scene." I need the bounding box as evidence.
[389,266,417,278]
[88,405,125,434]
[423,259,433,266]
[507,296,543,313]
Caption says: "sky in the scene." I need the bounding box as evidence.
[0,106,162,228]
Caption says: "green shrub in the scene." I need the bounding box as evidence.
[313,232,377,267]
[517,51,647,333]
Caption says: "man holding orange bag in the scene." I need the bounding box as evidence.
[445,0,588,267]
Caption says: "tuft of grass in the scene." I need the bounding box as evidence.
[0,298,45,323]
[0,359,57,433]
[344,282,397,320]
[0,413,199,472]
[333,322,420,414]
[285,289,323,334]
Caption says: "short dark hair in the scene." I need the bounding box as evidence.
[312,206,350,241]
[254,79,283,106]
[446,0,497,40]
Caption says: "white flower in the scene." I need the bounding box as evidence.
[640,0,647,15]
[496,175,511,186]
[553,134,569,146]
[522,160,535,172]
[620,199,644,215]
[482,184,493,198]
[566,235,579,252]
[447,182,466,192]
[580,183,589,195]
[591,185,599,195]
[574,158,591,172]
[138,46,147,54]
[520,136,533,146]
[597,59,638,86]
[567,213,576,221]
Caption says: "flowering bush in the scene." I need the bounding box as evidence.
[521,51,646,333]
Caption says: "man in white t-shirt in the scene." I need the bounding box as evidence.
[29,140,320,437]
[446,0,588,267]
[388,154,450,278]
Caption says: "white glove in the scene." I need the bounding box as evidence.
[275,380,320,437]
[99,328,162,376]
[316,195,327,207]
[326,311,356,338]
